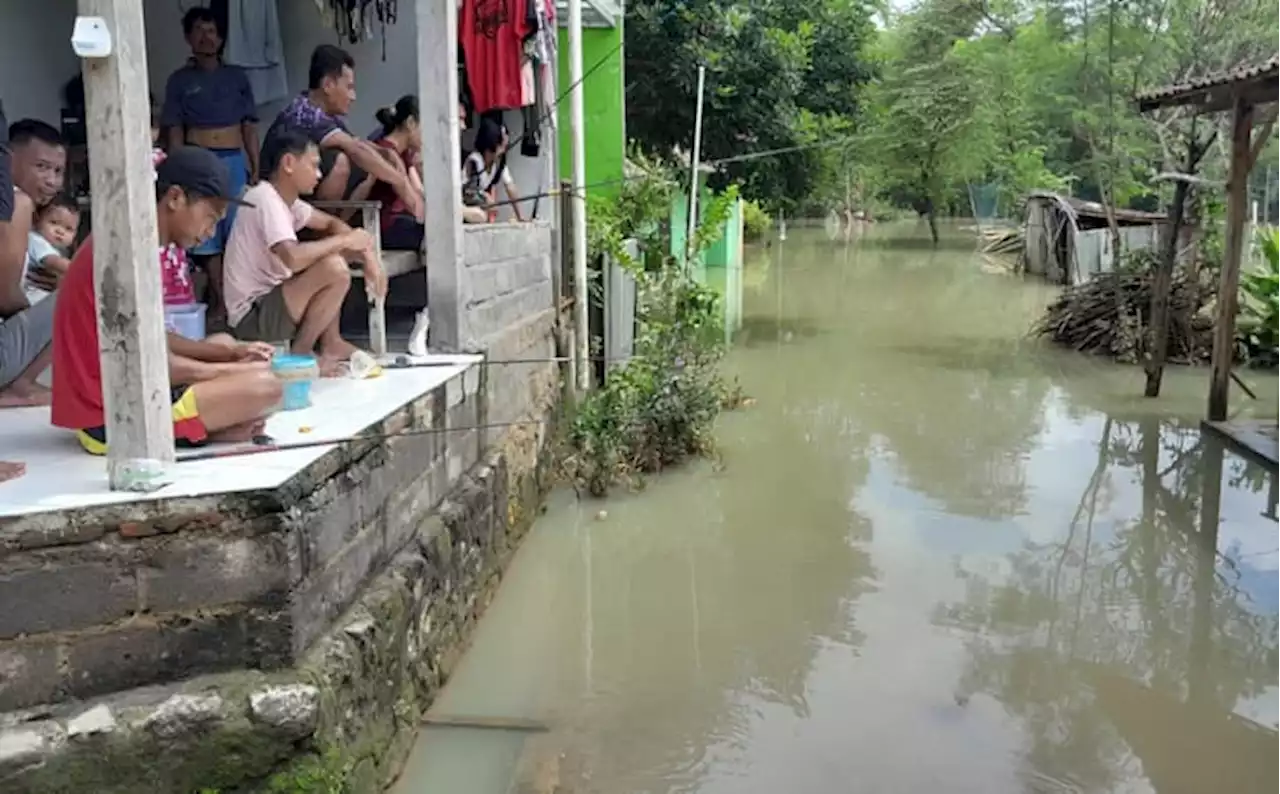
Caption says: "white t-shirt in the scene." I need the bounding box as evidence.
[222,182,313,326]
[463,151,513,191]
[23,232,59,305]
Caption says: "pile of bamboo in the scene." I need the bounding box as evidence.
[979,226,1024,256]
[1031,270,1213,364]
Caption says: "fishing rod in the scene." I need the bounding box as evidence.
[176,419,550,463]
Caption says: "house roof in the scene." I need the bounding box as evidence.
[1027,191,1167,225]
[1135,56,1280,113]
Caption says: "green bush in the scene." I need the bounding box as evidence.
[1238,227,1279,367]
[742,199,772,242]
[567,157,741,496]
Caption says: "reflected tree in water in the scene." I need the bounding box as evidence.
[934,418,1279,792]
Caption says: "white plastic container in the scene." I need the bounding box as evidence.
[164,303,207,340]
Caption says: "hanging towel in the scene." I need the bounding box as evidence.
[223,0,290,106]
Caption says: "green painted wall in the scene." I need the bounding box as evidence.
[557,26,625,195]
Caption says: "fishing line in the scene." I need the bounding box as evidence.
[479,136,863,211]
[175,419,552,463]
[379,353,674,370]
[176,351,713,462]
[505,39,625,155]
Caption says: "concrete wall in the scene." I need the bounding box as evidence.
[0,1,549,221]
[461,222,559,434]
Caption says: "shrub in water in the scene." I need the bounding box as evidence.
[564,155,740,495]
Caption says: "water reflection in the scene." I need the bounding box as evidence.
[936,420,1278,793]
[395,226,1277,794]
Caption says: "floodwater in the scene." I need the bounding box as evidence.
[393,224,1279,794]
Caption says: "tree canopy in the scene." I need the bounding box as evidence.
[623,0,1280,231]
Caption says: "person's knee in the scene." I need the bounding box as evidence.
[248,370,283,409]
[320,253,352,287]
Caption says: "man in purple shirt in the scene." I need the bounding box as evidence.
[263,45,422,220]
[162,7,259,322]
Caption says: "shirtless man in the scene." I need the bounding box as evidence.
[51,148,282,454]
[162,6,259,320]
[264,45,422,220]
[0,118,65,408]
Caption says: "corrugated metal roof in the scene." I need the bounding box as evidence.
[1027,190,1167,224]
[1135,56,1279,111]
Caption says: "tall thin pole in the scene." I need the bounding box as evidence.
[685,65,707,262]
[568,0,590,391]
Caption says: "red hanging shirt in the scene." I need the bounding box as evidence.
[460,0,532,114]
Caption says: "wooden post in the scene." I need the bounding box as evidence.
[1208,98,1253,421]
[1144,148,1192,398]
[418,0,466,351]
[79,0,175,486]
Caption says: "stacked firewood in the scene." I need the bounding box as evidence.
[1031,270,1214,364]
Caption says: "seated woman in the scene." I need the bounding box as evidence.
[462,119,525,223]
[367,96,426,250]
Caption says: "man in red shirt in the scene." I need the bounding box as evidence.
[52,147,283,454]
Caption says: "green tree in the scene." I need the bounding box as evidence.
[624,0,876,212]
[859,0,986,242]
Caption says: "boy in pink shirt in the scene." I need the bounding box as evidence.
[222,129,385,361]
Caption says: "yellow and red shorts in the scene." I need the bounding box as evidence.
[75,386,209,455]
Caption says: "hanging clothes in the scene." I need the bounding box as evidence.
[460,0,533,115]
[222,0,290,105]
[313,0,399,58]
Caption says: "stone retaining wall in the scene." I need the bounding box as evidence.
[0,315,566,792]
[0,370,484,714]
[0,427,556,793]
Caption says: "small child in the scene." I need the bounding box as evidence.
[24,194,81,303]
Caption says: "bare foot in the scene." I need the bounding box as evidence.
[0,461,26,483]
[318,356,347,379]
[0,382,52,408]
[319,338,361,362]
[208,418,267,444]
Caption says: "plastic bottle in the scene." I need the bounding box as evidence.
[407,309,430,358]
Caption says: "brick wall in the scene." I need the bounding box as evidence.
[463,223,554,347]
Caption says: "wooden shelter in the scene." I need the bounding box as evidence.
[1023,191,1167,284]
[1135,57,1279,425]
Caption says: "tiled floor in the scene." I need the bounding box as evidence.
[0,355,480,519]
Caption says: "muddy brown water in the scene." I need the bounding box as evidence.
[393,224,1279,794]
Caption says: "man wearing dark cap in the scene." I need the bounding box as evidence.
[51,147,283,454]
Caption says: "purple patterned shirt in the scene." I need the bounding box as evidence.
[264,93,348,148]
